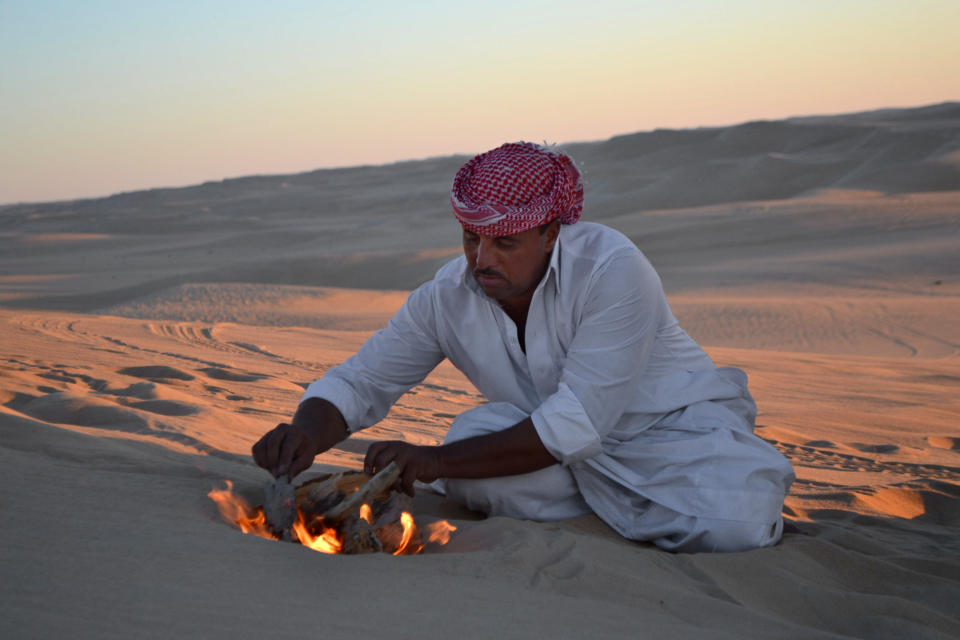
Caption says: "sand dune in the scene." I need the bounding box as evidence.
[1,103,959,638]
[2,104,957,308]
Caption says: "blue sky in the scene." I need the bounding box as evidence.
[2,0,958,203]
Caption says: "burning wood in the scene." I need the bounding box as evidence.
[208,463,456,555]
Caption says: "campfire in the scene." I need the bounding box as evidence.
[208,463,456,555]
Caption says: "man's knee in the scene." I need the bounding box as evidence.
[445,402,529,443]
[443,465,590,522]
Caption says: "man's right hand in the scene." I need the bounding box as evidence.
[252,422,320,480]
[251,398,349,479]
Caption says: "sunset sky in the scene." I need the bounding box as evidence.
[2,0,958,204]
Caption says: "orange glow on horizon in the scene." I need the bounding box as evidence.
[3,1,958,203]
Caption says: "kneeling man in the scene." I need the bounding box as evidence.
[253,142,795,552]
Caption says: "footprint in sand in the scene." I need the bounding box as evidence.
[37,370,79,384]
[108,382,159,399]
[229,341,280,358]
[11,391,151,432]
[927,436,960,452]
[852,443,899,454]
[200,384,252,402]
[198,366,266,382]
[118,365,196,381]
[7,389,236,460]
[99,378,203,416]
[35,366,107,391]
[127,400,199,416]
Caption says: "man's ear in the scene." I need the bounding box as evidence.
[542,219,561,252]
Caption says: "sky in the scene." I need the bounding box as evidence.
[1,0,959,204]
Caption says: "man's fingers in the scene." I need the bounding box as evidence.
[289,445,316,479]
[275,429,306,479]
[362,443,380,475]
[250,424,303,478]
[363,441,432,495]
[401,464,418,497]
[364,441,396,475]
[252,430,277,472]
[261,426,289,476]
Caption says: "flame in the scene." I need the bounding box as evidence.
[208,481,456,555]
[424,520,457,545]
[393,511,422,555]
[292,511,342,554]
[207,481,277,540]
[359,503,373,524]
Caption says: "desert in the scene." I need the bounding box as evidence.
[2,103,959,639]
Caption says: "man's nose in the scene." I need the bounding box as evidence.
[475,238,495,269]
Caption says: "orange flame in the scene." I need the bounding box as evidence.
[393,511,421,555]
[359,503,373,524]
[208,481,456,555]
[207,481,277,540]
[292,511,342,554]
[424,520,458,545]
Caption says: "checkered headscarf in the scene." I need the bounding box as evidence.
[450,142,583,237]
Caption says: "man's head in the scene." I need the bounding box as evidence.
[451,142,582,310]
[450,141,583,237]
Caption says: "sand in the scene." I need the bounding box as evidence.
[1,102,959,639]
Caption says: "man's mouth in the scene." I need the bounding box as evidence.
[474,271,504,286]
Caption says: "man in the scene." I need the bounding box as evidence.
[253,142,795,553]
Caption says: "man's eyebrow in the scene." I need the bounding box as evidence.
[463,230,519,242]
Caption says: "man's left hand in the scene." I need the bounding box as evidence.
[364,441,442,496]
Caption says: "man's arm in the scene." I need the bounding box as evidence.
[253,282,446,479]
[364,417,557,496]
[252,397,349,479]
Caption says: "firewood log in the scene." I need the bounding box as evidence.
[340,514,384,554]
[321,462,400,524]
[296,472,344,515]
[269,462,413,554]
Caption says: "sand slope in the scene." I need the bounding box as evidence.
[2,103,959,638]
[1,310,958,639]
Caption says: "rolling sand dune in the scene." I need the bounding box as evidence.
[2,103,959,638]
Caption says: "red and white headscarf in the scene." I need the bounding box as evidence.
[450,142,583,237]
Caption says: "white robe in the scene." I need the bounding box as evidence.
[302,222,795,552]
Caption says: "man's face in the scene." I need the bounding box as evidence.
[462,221,560,311]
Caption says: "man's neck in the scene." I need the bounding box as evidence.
[502,303,528,353]
[498,250,553,332]
[501,304,529,345]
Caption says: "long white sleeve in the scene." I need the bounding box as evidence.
[300,283,445,431]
